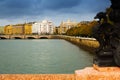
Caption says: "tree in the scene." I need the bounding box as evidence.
[66,21,98,37]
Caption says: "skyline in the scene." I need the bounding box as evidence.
[0,0,111,26]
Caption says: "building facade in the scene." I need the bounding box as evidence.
[12,24,24,35]
[53,27,60,35]
[4,25,13,35]
[32,20,54,35]
[59,19,78,34]
[32,22,41,35]
[0,27,4,35]
[24,24,32,35]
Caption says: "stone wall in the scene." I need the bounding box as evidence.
[59,36,99,53]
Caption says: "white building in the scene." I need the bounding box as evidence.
[32,20,54,35]
[59,19,78,34]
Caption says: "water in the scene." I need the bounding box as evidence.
[0,39,93,74]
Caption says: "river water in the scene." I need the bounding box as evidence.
[0,39,93,74]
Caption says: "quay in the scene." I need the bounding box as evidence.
[0,35,58,39]
[0,35,99,52]
[0,35,97,40]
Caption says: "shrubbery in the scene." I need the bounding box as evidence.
[66,21,98,37]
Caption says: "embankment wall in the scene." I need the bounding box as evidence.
[59,36,99,53]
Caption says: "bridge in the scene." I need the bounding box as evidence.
[0,35,59,39]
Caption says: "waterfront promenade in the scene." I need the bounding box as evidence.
[0,35,97,40]
[0,35,55,39]
[0,35,99,53]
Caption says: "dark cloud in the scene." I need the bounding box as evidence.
[0,0,34,18]
[0,0,111,16]
[41,0,81,10]
[0,0,111,25]
[82,0,111,12]
[0,0,82,18]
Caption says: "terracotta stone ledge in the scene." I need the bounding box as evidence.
[0,74,75,80]
[93,64,120,72]
[75,67,120,80]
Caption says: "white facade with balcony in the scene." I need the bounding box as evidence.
[32,20,54,35]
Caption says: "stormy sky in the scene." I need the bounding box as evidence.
[0,0,111,26]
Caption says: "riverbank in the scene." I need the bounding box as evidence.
[0,35,99,53]
[59,36,99,53]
